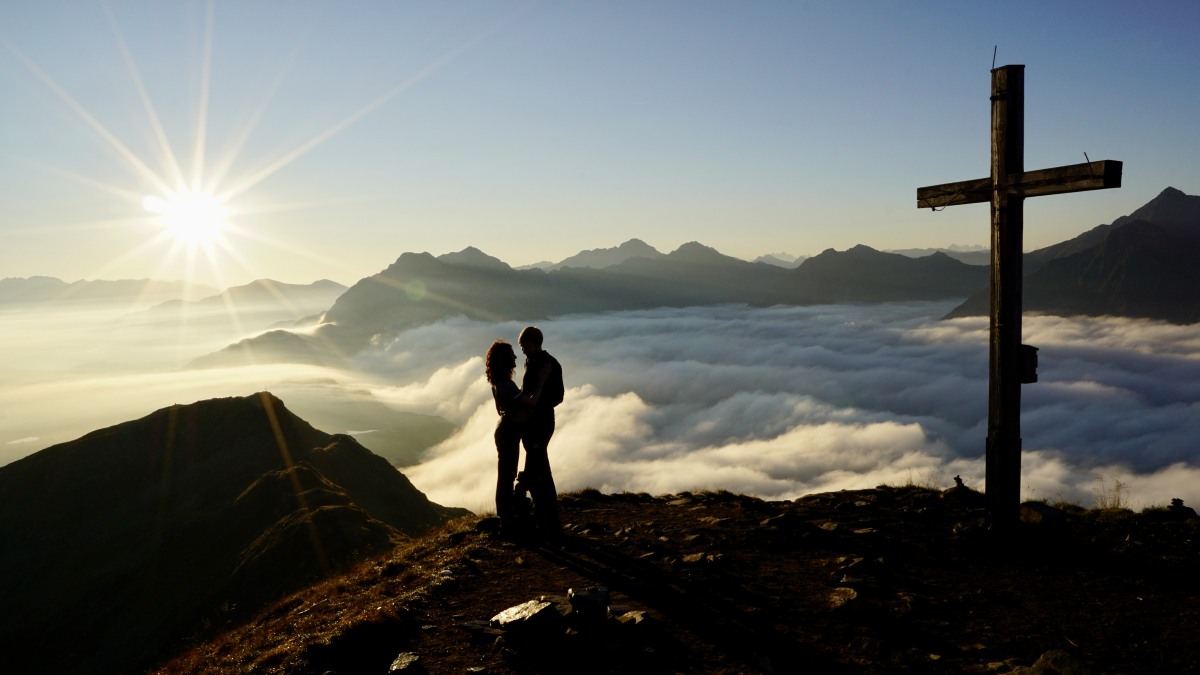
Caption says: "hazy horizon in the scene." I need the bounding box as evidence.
[4,298,1197,514]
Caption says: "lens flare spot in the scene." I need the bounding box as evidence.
[405,280,428,302]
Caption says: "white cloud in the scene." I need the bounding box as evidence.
[5,300,1198,513]
[375,303,1200,511]
[368,357,491,423]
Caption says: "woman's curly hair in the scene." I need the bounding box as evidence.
[485,340,516,385]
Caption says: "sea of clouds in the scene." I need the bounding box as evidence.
[3,300,1198,513]
[356,302,1200,512]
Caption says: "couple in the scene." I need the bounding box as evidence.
[485,326,564,540]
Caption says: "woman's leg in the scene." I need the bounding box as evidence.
[495,427,520,531]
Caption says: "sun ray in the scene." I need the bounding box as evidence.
[7,2,536,315]
[1,38,174,196]
[201,17,318,195]
[9,155,150,203]
[214,4,528,205]
[102,2,188,193]
[191,1,216,194]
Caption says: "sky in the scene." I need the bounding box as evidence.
[2,1,1198,288]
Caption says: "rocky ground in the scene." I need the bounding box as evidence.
[158,485,1200,674]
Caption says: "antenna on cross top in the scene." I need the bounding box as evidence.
[991,45,997,70]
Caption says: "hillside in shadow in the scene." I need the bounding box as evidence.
[0,393,467,675]
[947,187,1200,323]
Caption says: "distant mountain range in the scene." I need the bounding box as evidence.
[887,246,990,266]
[203,187,1200,367]
[13,187,1197,368]
[946,187,1200,323]
[0,276,216,305]
[134,278,348,334]
[197,241,988,366]
[0,392,466,675]
[518,238,664,270]
[144,278,346,313]
[0,276,347,325]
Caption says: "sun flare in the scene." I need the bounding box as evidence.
[143,190,230,246]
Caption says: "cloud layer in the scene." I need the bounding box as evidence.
[4,301,1197,513]
[373,303,1200,511]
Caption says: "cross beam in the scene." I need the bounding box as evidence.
[917,160,1122,209]
[916,65,1121,531]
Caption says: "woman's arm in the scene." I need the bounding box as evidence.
[519,362,553,406]
[493,379,523,413]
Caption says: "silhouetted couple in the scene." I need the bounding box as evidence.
[485,326,564,541]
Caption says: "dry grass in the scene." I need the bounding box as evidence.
[156,516,479,674]
[1092,476,1130,511]
[154,487,1200,674]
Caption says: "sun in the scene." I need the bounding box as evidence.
[143,190,230,246]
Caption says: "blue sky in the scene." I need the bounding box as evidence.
[2,1,1197,287]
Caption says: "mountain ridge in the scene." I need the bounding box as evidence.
[0,392,467,675]
[946,186,1200,322]
[202,241,986,366]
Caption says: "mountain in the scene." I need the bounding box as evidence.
[158,487,1200,674]
[946,187,1200,322]
[0,393,468,675]
[0,276,216,306]
[519,238,664,271]
[752,252,809,268]
[197,242,985,366]
[551,238,664,270]
[436,246,512,271]
[137,278,348,335]
[146,278,347,312]
[783,246,988,304]
[888,246,990,266]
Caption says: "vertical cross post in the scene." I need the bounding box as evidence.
[987,65,1024,530]
[916,65,1121,532]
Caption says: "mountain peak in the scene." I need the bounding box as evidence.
[0,392,465,675]
[1119,186,1200,239]
[437,247,511,270]
[668,241,727,261]
[547,239,664,270]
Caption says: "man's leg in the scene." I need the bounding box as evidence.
[522,415,561,535]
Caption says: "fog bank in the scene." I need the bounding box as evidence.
[4,301,1197,513]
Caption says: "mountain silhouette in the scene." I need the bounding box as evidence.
[551,238,664,270]
[946,187,1200,322]
[0,392,467,675]
[752,252,809,267]
[196,241,985,366]
[135,279,349,339]
[784,245,987,304]
[517,238,663,270]
[145,278,346,313]
[0,276,215,306]
[888,246,990,266]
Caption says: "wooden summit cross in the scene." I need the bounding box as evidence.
[916,65,1121,530]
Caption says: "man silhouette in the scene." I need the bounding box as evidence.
[518,325,563,537]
